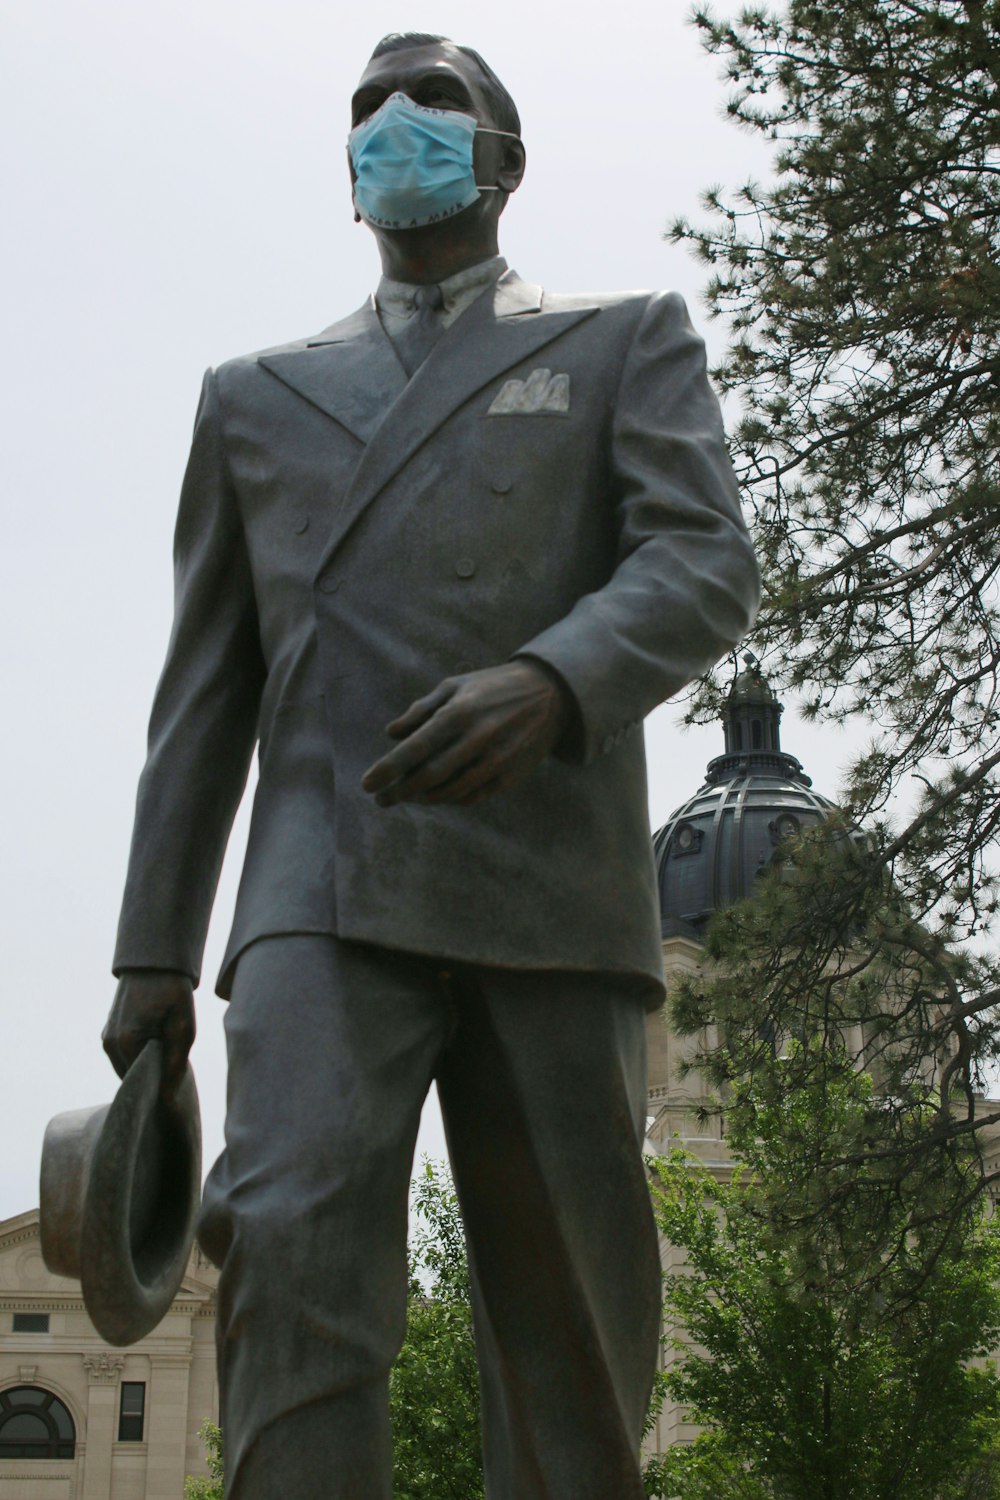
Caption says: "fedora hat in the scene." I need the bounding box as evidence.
[39,1041,201,1346]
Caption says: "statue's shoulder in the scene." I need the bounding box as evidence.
[539,287,687,339]
[540,287,654,313]
[211,300,374,390]
[218,335,311,370]
[541,287,692,322]
[212,330,319,382]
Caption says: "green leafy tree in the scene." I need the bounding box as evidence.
[389,1159,483,1500]
[184,1421,224,1500]
[642,1057,1000,1499]
[673,0,1000,1181]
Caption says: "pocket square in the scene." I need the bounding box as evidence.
[487,368,570,416]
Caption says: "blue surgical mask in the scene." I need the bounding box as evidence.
[348,91,516,231]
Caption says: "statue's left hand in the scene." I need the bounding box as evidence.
[102,970,196,1102]
[361,660,570,808]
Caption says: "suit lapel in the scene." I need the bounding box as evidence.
[315,272,599,571]
[258,300,407,446]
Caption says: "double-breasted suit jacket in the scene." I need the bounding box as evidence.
[113,269,759,1000]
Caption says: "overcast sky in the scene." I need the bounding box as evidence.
[1,0,860,1221]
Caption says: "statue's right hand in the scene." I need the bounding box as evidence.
[102,970,196,1101]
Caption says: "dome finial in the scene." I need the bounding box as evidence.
[709,651,804,778]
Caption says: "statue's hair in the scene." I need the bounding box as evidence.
[370,33,521,137]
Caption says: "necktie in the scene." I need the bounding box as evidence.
[394,283,445,377]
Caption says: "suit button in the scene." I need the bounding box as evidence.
[455,557,476,579]
[491,476,513,495]
[292,514,309,534]
[319,576,340,594]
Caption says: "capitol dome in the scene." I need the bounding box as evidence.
[654,656,837,937]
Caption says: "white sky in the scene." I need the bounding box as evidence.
[0,0,859,1221]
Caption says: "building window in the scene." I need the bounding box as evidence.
[12,1313,49,1333]
[0,1386,75,1459]
[118,1382,146,1442]
[671,820,704,858]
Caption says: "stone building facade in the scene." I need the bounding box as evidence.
[0,1209,217,1499]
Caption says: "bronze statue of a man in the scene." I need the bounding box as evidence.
[102,31,759,1499]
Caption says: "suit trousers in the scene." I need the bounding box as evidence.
[197,934,663,1500]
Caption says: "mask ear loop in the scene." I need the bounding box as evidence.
[473,128,521,192]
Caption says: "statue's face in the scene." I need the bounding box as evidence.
[347,41,523,246]
[351,42,499,134]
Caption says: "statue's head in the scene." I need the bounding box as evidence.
[348,33,525,240]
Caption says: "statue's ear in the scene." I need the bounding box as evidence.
[496,137,526,197]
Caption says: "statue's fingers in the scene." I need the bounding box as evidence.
[161,1038,189,1101]
[362,713,462,794]
[158,1004,194,1102]
[107,1024,153,1078]
[422,753,501,805]
[377,727,494,804]
[385,680,455,740]
[416,718,543,804]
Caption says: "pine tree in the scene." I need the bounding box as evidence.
[673,0,1000,1181]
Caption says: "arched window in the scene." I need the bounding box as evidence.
[0,1386,75,1459]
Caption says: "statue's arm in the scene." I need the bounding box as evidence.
[110,369,265,1005]
[515,290,761,763]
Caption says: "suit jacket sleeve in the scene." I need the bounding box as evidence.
[516,290,760,764]
[112,369,265,985]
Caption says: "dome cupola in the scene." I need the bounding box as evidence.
[654,656,837,936]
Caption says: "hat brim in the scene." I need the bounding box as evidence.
[80,1041,201,1346]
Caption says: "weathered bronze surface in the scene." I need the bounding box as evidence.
[40,1041,201,1346]
[97,30,760,1499]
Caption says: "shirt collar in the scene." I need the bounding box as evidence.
[376,255,508,318]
